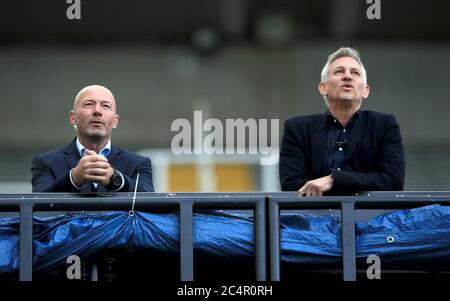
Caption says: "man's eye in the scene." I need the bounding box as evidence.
[102,105,111,109]
[335,70,343,74]
[352,71,360,76]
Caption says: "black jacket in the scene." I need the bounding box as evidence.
[31,138,154,192]
[279,110,405,194]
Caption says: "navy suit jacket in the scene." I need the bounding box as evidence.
[279,110,405,194]
[31,138,154,193]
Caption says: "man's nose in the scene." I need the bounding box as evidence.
[93,104,103,115]
[342,72,352,81]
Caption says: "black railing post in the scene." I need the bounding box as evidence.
[179,200,194,281]
[254,199,266,281]
[19,203,33,281]
[268,198,280,281]
[341,201,356,281]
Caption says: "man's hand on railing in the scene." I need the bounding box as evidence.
[298,175,334,197]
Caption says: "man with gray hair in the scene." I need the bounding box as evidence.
[279,47,405,195]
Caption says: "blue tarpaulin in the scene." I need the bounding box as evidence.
[1,204,449,274]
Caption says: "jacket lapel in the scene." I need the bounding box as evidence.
[107,144,122,169]
[345,113,365,162]
[63,138,81,170]
[63,138,93,192]
[311,114,328,175]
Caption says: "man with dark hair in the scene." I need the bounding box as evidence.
[32,84,154,192]
[279,47,405,196]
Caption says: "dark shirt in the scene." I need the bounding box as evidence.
[321,110,360,175]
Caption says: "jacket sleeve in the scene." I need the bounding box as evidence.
[279,120,310,191]
[31,156,81,193]
[332,115,405,192]
[117,156,154,192]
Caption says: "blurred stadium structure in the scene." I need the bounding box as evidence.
[0,0,449,193]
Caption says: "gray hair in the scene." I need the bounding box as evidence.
[321,47,367,84]
[320,47,367,105]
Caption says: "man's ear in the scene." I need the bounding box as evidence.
[113,114,119,129]
[362,84,370,99]
[318,82,327,96]
[69,111,76,125]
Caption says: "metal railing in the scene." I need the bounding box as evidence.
[0,191,449,281]
[268,191,450,281]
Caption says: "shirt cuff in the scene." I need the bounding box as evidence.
[69,169,83,190]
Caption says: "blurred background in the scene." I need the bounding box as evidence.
[0,0,449,193]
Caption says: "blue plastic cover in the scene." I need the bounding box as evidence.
[1,204,449,274]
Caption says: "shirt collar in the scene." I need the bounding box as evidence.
[76,137,111,157]
[325,109,361,128]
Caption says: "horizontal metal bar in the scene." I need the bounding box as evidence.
[354,191,450,197]
[0,192,292,201]
[0,196,266,211]
[0,196,267,203]
[1,193,449,211]
[270,196,450,209]
[1,191,450,200]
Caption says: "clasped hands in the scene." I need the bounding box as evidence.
[71,150,114,186]
[298,175,334,197]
